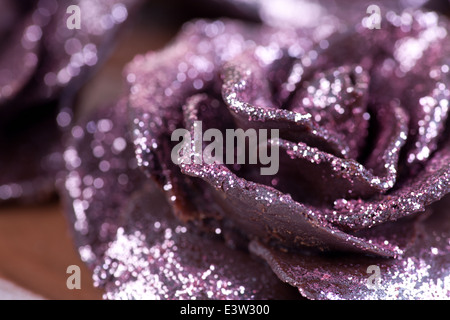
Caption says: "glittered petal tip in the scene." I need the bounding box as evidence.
[325,140,450,230]
[221,57,351,158]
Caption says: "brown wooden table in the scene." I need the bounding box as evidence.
[0,202,103,299]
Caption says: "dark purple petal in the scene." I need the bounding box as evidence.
[250,194,450,299]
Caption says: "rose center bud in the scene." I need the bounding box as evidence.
[289,65,371,160]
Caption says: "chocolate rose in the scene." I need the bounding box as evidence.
[62,2,449,299]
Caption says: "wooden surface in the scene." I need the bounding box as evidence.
[0,202,103,299]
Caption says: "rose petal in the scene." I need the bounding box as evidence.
[249,194,450,299]
[125,8,450,291]
[325,139,450,230]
